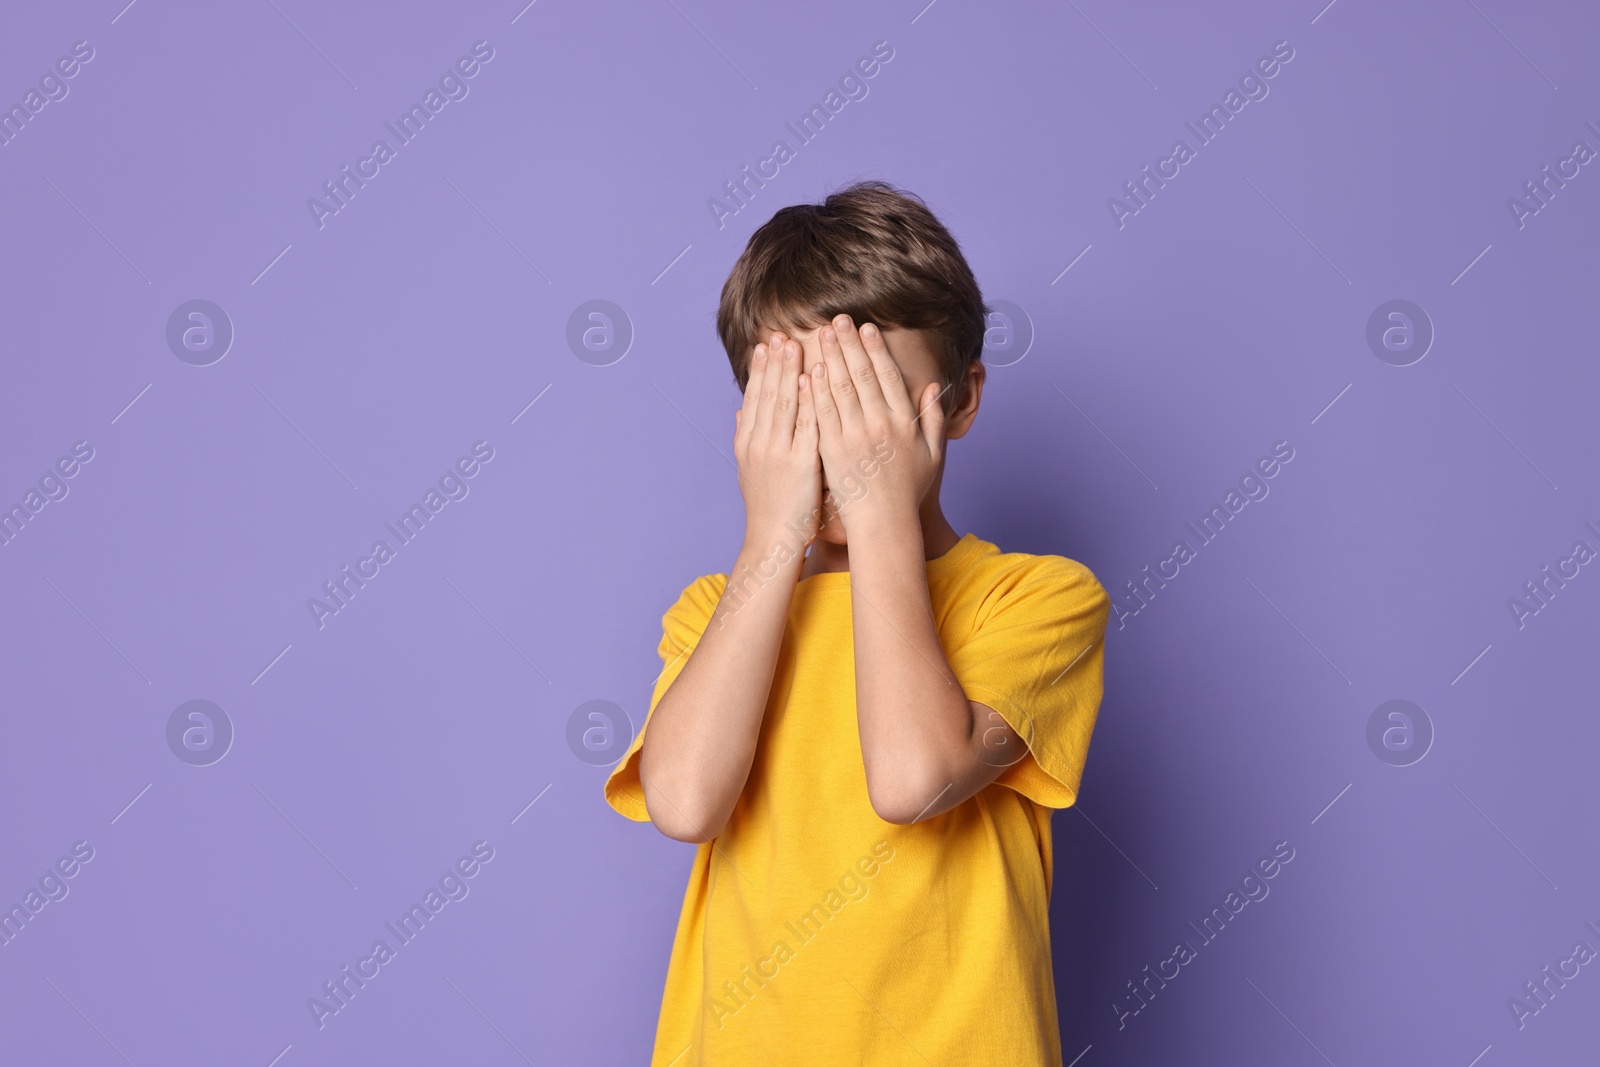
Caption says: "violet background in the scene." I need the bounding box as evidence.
[2,0,1597,1064]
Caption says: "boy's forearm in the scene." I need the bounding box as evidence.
[639,528,803,841]
[846,513,979,822]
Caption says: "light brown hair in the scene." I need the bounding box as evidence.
[716,180,988,414]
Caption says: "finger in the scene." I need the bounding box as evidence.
[770,338,801,445]
[917,381,947,457]
[752,334,787,438]
[809,359,842,441]
[818,322,862,427]
[737,343,769,450]
[795,368,818,452]
[858,322,914,419]
[831,314,888,415]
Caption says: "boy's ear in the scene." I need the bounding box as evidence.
[943,360,986,440]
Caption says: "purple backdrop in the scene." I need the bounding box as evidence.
[2,0,1597,1064]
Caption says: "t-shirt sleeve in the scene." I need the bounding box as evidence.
[603,573,728,822]
[945,556,1111,809]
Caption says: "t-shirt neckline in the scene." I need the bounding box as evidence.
[794,532,987,590]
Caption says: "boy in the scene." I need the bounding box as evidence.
[605,181,1111,1065]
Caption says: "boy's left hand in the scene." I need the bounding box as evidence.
[810,314,946,533]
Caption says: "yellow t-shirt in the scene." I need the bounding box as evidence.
[605,533,1111,1066]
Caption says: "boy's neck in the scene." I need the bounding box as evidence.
[800,497,961,578]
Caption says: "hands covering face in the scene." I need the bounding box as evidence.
[733,314,947,548]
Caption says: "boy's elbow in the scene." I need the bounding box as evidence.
[863,765,949,826]
[652,815,717,844]
[642,781,725,843]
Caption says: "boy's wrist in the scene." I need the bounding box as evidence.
[739,515,812,556]
[839,506,925,557]
[737,525,809,575]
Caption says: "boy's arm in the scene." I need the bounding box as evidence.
[811,317,1020,824]
[844,510,1017,823]
[638,334,820,842]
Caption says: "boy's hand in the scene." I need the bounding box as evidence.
[734,332,822,546]
[811,314,945,533]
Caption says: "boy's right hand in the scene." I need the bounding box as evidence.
[734,332,821,548]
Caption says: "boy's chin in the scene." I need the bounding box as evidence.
[815,514,849,545]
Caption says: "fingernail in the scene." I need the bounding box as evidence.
[754,346,766,360]
[862,323,876,338]
[811,362,824,376]
[821,326,835,344]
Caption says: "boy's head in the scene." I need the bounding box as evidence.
[716,181,989,421]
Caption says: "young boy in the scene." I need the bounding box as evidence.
[605,181,1111,1066]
